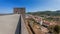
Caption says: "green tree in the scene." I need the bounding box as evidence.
[53,25,60,34]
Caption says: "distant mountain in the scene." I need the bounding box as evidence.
[27,10,60,16]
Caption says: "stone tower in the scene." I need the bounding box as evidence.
[14,8,25,14]
[14,8,25,19]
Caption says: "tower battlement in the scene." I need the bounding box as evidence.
[14,8,25,14]
[14,8,26,19]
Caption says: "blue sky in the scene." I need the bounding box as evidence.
[0,0,60,13]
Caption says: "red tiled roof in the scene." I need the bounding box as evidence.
[43,21,50,25]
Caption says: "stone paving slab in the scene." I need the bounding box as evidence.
[0,14,20,34]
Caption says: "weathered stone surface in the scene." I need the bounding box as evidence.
[0,14,20,34]
[0,14,29,34]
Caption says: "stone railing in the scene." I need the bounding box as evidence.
[21,15,29,34]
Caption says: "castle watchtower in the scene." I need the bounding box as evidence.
[14,8,25,14]
[14,8,25,19]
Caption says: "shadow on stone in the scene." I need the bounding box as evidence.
[15,16,21,34]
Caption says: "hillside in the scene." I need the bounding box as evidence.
[27,11,60,16]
